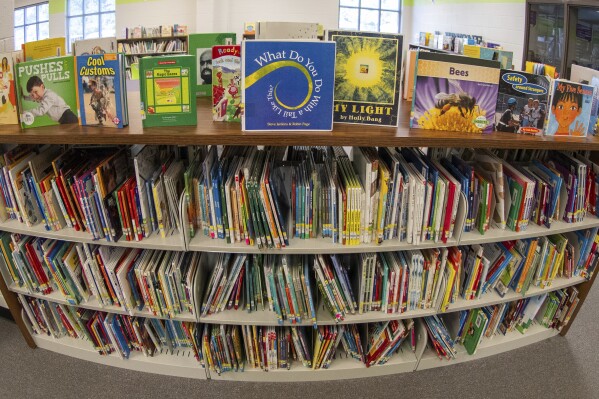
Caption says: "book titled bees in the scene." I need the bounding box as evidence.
[410,52,500,133]
[15,55,79,129]
[76,53,128,128]
[139,55,197,127]
[327,30,403,127]
[242,40,336,131]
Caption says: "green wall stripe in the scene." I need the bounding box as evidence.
[49,0,65,14]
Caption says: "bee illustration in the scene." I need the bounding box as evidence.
[434,79,478,118]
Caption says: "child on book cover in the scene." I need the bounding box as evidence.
[21,75,78,124]
[546,81,593,136]
[0,57,17,118]
[86,77,118,126]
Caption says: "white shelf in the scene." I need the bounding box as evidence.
[33,334,206,379]
[417,322,558,370]
[9,284,197,323]
[0,219,185,251]
[460,217,599,246]
[445,276,586,313]
[316,302,438,325]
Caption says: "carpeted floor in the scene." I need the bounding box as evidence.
[1,281,597,399]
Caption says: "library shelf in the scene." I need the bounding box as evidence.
[417,322,558,370]
[123,51,187,56]
[117,36,188,43]
[33,334,206,379]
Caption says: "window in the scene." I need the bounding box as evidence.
[14,2,49,50]
[339,0,401,33]
[67,0,116,50]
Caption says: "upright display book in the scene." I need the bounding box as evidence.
[0,52,19,125]
[212,45,241,122]
[242,40,336,131]
[327,30,402,127]
[495,70,550,135]
[22,37,66,61]
[76,53,128,128]
[545,80,594,137]
[72,37,118,56]
[15,55,79,129]
[139,55,197,127]
[411,52,500,133]
[188,33,236,97]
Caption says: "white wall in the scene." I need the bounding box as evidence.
[0,0,15,51]
[408,1,526,70]
[116,0,197,37]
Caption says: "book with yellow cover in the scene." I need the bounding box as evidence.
[23,37,66,61]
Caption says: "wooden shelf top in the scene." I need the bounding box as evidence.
[2,92,599,149]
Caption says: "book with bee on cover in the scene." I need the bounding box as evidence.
[410,52,500,133]
[327,30,403,127]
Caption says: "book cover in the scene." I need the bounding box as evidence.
[139,55,197,127]
[212,45,242,122]
[72,37,117,56]
[544,80,594,137]
[188,33,236,97]
[327,30,402,127]
[242,40,336,131]
[23,37,66,61]
[410,52,500,133]
[495,70,550,135]
[0,52,19,125]
[256,22,319,40]
[15,55,79,129]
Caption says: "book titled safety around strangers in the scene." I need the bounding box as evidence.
[327,30,403,127]
[242,40,336,131]
[139,55,197,127]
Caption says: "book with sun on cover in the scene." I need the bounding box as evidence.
[327,30,403,127]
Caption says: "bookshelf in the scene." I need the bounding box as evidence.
[0,90,597,381]
[117,36,188,71]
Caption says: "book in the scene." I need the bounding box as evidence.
[0,52,19,125]
[72,37,118,56]
[139,55,197,127]
[212,45,242,122]
[544,79,594,137]
[15,55,79,129]
[410,52,500,133]
[255,22,319,40]
[23,38,66,61]
[188,33,236,97]
[242,40,336,131]
[327,30,403,127]
[76,53,128,128]
[495,70,550,135]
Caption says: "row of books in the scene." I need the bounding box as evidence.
[122,25,188,39]
[424,288,579,359]
[0,145,185,243]
[117,39,187,55]
[5,228,596,323]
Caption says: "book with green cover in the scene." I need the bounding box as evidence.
[188,33,236,97]
[139,55,197,127]
[463,308,489,355]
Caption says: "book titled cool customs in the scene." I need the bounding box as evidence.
[242,40,336,131]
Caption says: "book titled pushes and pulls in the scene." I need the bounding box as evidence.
[242,40,336,131]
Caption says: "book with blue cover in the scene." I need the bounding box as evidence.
[76,53,128,128]
[242,40,336,131]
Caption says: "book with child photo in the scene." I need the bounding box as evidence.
[545,80,595,137]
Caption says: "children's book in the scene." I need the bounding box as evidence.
[72,37,118,56]
[544,80,594,137]
[188,33,236,97]
[495,70,550,135]
[410,52,500,133]
[0,52,19,125]
[139,55,197,127]
[15,55,79,129]
[212,45,241,122]
[242,40,336,131]
[23,38,66,61]
[327,30,403,127]
[76,53,128,128]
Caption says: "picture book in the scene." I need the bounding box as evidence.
[0,52,19,125]
[242,40,336,131]
[22,37,66,61]
[327,30,403,127]
[544,80,594,137]
[495,70,550,135]
[212,45,241,122]
[15,55,79,129]
[570,64,599,135]
[139,55,197,127]
[72,37,118,56]
[76,53,128,128]
[188,33,236,97]
[411,52,500,133]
